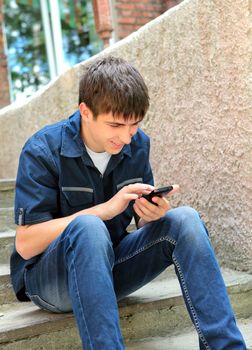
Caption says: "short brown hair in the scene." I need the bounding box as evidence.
[79,56,149,120]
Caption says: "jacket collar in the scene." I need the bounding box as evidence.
[60,110,83,157]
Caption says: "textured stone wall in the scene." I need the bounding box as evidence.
[0,0,251,271]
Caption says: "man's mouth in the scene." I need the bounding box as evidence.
[111,141,124,149]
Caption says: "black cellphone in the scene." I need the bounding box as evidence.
[142,186,173,204]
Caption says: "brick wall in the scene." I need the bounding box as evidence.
[93,0,181,46]
[164,0,182,10]
[114,0,164,40]
[0,0,10,109]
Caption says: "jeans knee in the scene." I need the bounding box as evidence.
[164,206,199,225]
[63,215,113,252]
[171,206,200,222]
[164,206,207,243]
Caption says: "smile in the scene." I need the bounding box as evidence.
[111,142,124,149]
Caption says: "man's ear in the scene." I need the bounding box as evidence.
[79,102,92,122]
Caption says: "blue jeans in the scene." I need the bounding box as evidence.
[24,207,246,350]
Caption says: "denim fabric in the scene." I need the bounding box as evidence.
[24,207,246,350]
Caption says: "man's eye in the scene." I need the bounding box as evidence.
[109,124,120,128]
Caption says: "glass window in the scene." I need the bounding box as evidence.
[3,0,102,101]
[60,0,102,66]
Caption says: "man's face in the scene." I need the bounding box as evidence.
[80,104,141,154]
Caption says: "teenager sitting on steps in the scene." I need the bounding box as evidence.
[11,56,247,350]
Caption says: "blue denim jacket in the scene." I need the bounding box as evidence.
[11,110,154,300]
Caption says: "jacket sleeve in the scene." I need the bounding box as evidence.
[15,139,59,225]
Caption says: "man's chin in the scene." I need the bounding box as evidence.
[107,144,124,154]
[108,148,122,155]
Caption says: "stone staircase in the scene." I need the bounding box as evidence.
[0,179,252,349]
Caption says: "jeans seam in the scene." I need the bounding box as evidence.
[68,237,93,349]
[173,255,211,350]
[114,236,177,265]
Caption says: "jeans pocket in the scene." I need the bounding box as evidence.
[28,293,63,313]
[24,267,62,313]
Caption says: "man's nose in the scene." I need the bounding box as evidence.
[120,127,133,144]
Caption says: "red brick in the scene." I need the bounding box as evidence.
[119,10,132,17]
[119,24,140,31]
[118,30,137,39]
[117,16,136,25]
[114,0,164,39]
[135,17,151,25]
[115,3,135,10]
[164,0,181,10]
[142,11,160,17]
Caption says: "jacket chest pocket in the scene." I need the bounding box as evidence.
[61,187,94,214]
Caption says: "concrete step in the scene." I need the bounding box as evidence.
[0,213,134,235]
[0,302,81,350]
[0,180,15,209]
[0,232,15,264]
[0,208,15,232]
[0,268,251,349]
[0,265,14,305]
[125,318,252,350]
[0,179,15,233]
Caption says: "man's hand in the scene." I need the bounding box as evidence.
[133,184,179,227]
[103,183,154,221]
[16,183,154,260]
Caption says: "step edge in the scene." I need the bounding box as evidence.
[0,293,185,345]
[0,309,75,345]
[0,179,16,191]
[0,207,14,212]
[0,231,15,238]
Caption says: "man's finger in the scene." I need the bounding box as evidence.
[126,183,154,194]
[151,197,170,212]
[168,184,180,196]
[124,193,139,201]
[133,203,156,222]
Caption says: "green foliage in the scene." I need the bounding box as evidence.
[4,0,49,99]
[60,1,103,65]
[3,0,103,101]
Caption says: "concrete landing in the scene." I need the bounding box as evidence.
[126,318,252,350]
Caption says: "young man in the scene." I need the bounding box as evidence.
[11,56,246,349]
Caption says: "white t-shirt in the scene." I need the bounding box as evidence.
[85,144,111,176]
